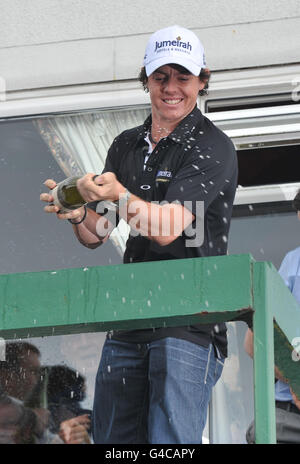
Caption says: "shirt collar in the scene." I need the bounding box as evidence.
[140,105,204,145]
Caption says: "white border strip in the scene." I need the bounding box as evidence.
[226,123,300,138]
[0,88,150,118]
[235,183,300,205]
[207,104,300,122]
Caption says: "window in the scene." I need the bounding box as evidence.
[207,104,300,216]
[206,92,298,113]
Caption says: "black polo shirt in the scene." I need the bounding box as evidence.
[90,106,238,358]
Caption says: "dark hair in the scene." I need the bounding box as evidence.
[292,188,300,212]
[47,365,86,402]
[0,342,40,372]
[138,64,211,96]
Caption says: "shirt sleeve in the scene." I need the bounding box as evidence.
[101,136,120,176]
[278,251,296,292]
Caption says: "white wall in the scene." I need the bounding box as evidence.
[0,0,300,92]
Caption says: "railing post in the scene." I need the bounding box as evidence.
[252,262,276,444]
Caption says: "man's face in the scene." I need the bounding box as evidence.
[19,352,41,401]
[4,351,41,401]
[147,65,205,130]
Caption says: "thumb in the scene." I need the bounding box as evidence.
[92,174,103,185]
[95,172,116,185]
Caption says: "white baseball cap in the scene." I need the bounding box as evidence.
[143,25,206,77]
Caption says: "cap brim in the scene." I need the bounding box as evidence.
[145,56,201,77]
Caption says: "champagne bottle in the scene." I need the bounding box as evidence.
[51,176,86,213]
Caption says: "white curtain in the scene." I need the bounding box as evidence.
[34,107,150,256]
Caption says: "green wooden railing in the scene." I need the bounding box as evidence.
[1,253,300,444]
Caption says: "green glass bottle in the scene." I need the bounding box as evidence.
[51,176,86,213]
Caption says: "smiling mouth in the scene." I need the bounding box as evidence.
[163,99,183,105]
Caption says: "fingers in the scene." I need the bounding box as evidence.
[92,174,102,185]
[40,179,86,220]
[44,204,60,214]
[40,190,60,214]
[43,179,57,190]
[65,425,90,444]
[74,414,91,427]
[55,207,85,222]
[59,419,91,444]
[61,414,90,428]
[99,172,116,183]
[57,207,86,222]
[40,192,53,203]
[77,174,105,202]
[40,179,58,213]
[41,173,119,209]
[92,172,115,185]
[60,415,90,428]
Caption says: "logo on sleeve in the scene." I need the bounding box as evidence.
[156,170,172,182]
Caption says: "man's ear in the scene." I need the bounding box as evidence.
[200,67,210,85]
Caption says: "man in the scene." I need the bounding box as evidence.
[0,342,53,443]
[0,342,90,444]
[0,342,41,404]
[41,25,238,443]
[244,188,300,444]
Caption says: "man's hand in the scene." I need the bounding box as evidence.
[59,414,91,444]
[77,172,125,203]
[40,178,86,222]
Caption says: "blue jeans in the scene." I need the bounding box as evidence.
[92,337,224,444]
